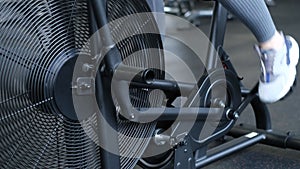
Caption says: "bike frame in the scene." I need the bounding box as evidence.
[88,0,300,168]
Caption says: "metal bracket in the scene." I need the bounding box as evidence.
[73,77,95,95]
[174,136,196,169]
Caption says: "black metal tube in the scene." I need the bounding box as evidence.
[90,0,114,47]
[134,107,223,122]
[88,2,121,168]
[228,127,300,151]
[131,79,195,97]
[88,1,100,36]
[113,64,196,96]
[236,92,257,117]
[90,0,122,72]
[206,2,228,70]
[88,0,102,59]
[251,95,272,130]
[196,134,266,168]
[113,64,156,84]
[96,73,121,169]
[286,136,300,150]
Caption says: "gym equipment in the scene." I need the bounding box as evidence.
[0,0,299,168]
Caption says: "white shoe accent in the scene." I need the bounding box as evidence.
[258,36,299,103]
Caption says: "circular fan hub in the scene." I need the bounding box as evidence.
[46,51,94,121]
[52,53,78,120]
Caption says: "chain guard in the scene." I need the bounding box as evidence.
[198,69,241,110]
[188,69,242,144]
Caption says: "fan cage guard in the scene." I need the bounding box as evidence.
[0,0,164,168]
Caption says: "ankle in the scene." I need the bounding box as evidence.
[260,31,285,51]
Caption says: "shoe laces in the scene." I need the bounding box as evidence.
[255,46,277,83]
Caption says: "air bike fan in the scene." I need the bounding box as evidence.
[0,0,164,168]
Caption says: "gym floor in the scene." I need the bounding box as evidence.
[164,0,300,168]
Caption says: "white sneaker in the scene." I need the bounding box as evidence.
[256,35,299,103]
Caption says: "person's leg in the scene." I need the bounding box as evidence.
[218,0,299,103]
[218,0,277,44]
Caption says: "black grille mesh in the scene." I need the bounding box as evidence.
[0,0,164,168]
